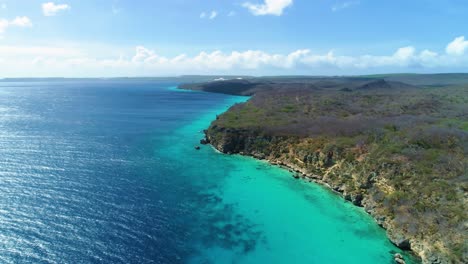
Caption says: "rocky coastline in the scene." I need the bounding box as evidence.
[201,127,446,264]
[183,77,467,264]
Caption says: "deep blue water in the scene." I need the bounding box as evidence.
[0,80,415,263]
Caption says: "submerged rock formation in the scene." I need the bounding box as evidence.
[395,253,407,264]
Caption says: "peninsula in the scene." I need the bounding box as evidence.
[180,74,468,264]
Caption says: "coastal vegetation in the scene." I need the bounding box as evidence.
[181,75,468,264]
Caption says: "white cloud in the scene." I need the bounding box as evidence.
[10,16,33,27]
[446,36,468,56]
[332,1,360,12]
[393,46,415,61]
[1,3,6,9]
[228,11,236,17]
[42,2,70,16]
[209,11,218,19]
[0,19,8,34]
[132,46,158,63]
[0,16,33,34]
[243,0,293,16]
[200,11,218,19]
[1,37,468,77]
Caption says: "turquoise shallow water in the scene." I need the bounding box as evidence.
[0,80,416,263]
[158,89,416,264]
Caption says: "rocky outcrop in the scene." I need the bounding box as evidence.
[388,231,412,250]
[395,253,407,264]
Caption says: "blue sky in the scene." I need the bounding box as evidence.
[1,0,468,77]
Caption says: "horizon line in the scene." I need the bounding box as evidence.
[1,72,468,80]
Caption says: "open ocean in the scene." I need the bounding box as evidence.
[0,80,415,263]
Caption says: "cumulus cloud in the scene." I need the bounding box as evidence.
[132,46,159,63]
[42,2,70,16]
[1,37,468,77]
[332,1,360,12]
[243,0,293,16]
[10,16,33,27]
[200,11,218,19]
[0,19,8,34]
[446,36,468,56]
[0,16,32,34]
[209,11,218,19]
